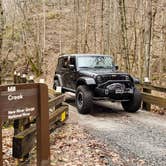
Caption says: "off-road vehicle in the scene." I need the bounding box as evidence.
[53,54,142,114]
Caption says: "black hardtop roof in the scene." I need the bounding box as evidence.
[59,54,112,58]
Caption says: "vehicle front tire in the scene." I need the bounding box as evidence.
[121,88,142,113]
[76,85,93,114]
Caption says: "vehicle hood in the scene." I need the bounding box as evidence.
[79,69,129,77]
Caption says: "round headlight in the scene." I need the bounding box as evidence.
[96,75,103,83]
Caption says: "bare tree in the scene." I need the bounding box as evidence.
[104,0,111,55]
[92,0,97,53]
[144,0,152,79]
[0,0,4,55]
[0,0,4,84]
[1,0,165,85]
[74,0,79,53]
[159,5,166,84]
[83,0,90,53]
[100,0,104,54]
[42,0,46,54]
[119,0,130,72]
[59,0,62,55]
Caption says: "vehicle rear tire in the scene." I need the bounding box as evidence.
[76,85,93,114]
[121,88,142,113]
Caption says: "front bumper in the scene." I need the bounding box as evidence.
[94,86,134,101]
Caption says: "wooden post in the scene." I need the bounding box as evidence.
[28,75,34,83]
[0,66,2,85]
[14,73,27,135]
[13,72,21,84]
[37,84,50,166]
[142,82,151,111]
[20,74,27,83]
[13,71,17,84]
[0,119,2,166]
[13,72,20,135]
[14,73,31,162]
[17,73,21,83]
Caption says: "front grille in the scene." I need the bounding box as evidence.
[103,74,127,82]
[98,74,133,89]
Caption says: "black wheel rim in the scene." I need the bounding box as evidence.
[77,92,83,108]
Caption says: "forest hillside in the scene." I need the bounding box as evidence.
[0,0,165,87]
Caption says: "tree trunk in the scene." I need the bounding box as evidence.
[59,0,62,55]
[105,0,111,55]
[42,0,46,54]
[100,0,104,54]
[74,0,79,53]
[159,7,166,85]
[93,0,97,53]
[83,0,90,53]
[144,0,152,79]
[0,0,4,83]
[119,0,130,72]
[0,0,4,55]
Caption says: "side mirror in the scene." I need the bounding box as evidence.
[69,64,75,70]
[115,65,119,70]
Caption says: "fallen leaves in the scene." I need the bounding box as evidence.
[151,105,165,115]
[2,121,125,166]
[49,123,124,166]
[2,127,17,166]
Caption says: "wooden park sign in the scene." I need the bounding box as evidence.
[0,83,50,166]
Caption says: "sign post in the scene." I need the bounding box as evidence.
[0,119,2,165]
[0,83,50,165]
[37,84,50,166]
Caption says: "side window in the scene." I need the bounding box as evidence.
[62,57,68,68]
[69,57,76,66]
[57,57,68,69]
[58,58,63,68]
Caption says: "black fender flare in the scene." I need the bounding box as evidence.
[77,77,96,87]
[54,74,63,86]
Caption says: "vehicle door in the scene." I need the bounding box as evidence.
[58,56,70,88]
[68,56,77,90]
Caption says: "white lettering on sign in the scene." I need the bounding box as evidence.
[25,107,35,112]
[8,114,23,119]
[8,111,16,114]
[8,94,23,101]
[16,109,24,113]
[8,107,35,120]
[7,86,16,92]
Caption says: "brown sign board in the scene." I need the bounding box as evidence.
[0,84,38,121]
[0,83,50,166]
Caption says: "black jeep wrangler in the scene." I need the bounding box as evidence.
[53,54,142,114]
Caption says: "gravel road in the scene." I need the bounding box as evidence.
[67,97,166,166]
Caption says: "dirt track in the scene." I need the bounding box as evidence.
[67,99,166,166]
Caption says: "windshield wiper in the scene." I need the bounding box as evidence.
[94,66,105,68]
[95,66,114,69]
[79,66,92,68]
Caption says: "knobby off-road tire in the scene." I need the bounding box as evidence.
[121,88,142,113]
[76,85,93,114]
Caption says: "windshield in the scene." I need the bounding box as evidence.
[77,56,114,69]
